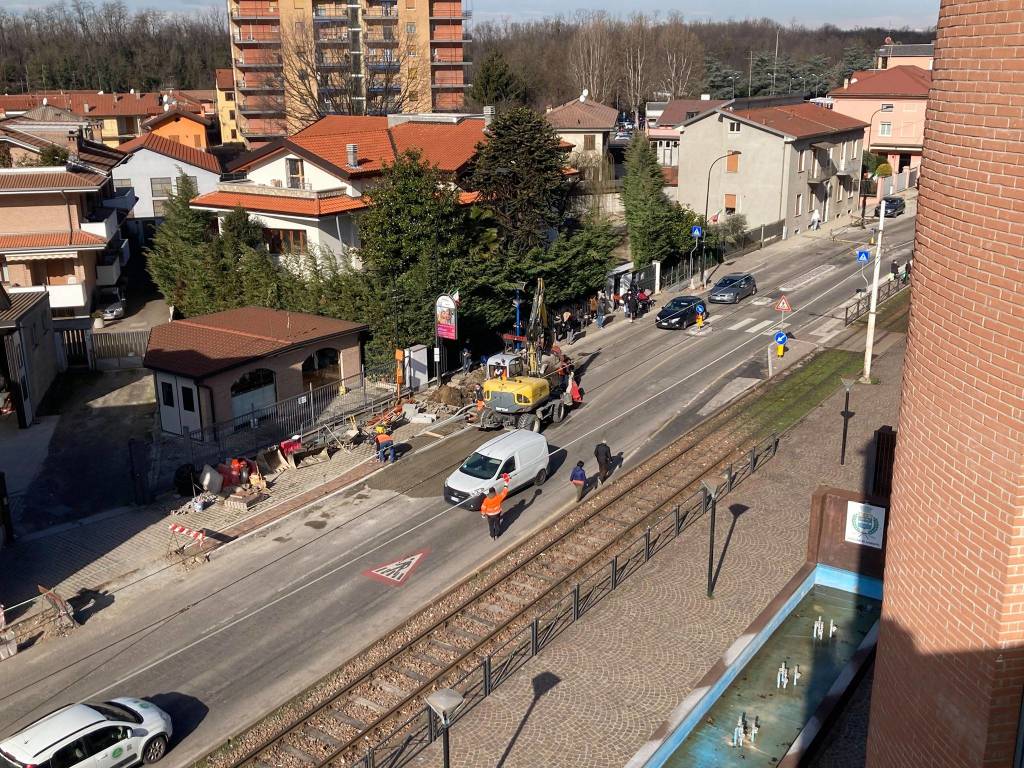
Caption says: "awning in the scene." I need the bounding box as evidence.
[3,251,79,261]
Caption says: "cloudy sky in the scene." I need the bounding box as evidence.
[8,0,940,28]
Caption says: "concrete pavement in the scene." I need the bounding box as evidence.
[0,210,918,766]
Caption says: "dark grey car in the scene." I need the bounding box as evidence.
[874,196,906,217]
[708,273,757,304]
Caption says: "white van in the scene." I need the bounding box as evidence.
[443,429,549,510]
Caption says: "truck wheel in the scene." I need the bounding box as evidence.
[534,469,547,487]
[517,413,535,430]
[551,401,565,423]
[531,415,542,432]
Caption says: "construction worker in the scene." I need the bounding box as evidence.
[374,425,395,464]
[570,461,587,501]
[480,473,510,539]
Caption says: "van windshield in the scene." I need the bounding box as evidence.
[459,452,501,480]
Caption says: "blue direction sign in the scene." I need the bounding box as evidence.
[692,225,703,239]
[695,303,706,315]
[774,331,789,346]
[856,249,870,263]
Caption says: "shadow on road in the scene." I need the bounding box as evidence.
[146,692,209,747]
[500,489,541,536]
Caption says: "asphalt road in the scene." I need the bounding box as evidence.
[0,215,918,766]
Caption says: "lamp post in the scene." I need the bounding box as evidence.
[860,105,894,228]
[703,479,720,598]
[861,200,888,383]
[702,151,741,288]
[426,688,465,768]
[839,378,856,465]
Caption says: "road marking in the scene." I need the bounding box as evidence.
[811,318,843,337]
[727,318,756,331]
[363,550,428,586]
[751,297,773,306]
[697,377,760,416]
[745,319,774,334]
[779,264,837,292]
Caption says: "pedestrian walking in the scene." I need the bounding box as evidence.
[570,461,587,501]
[461,345,472,373]
[628,292,639,324]
[480,474,510,539]
[890,260,900,283]
[904,260,912,283]
[594,438,612,484]
[374,426,396,463]
[810,208,821,230]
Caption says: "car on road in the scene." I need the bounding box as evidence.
[443,429,549,511]
[655,295,711,330]
[708,273,757,304]
[101,300,125,322]
[874,196,906,217]
[0,698,173,768]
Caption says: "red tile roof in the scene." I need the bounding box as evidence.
[0,169,107,192]
[0,230,107,251]
[731,103,868,139]
[292,116,389,137]
[119,132,222,174]
[142,107,212,129]
[144,307,367,379]
[545,97,619,131]
[658,98,730,127]
[0,91,164,118]
[828,65,932,98]
[215,68,235,91]
[192,187,480,217]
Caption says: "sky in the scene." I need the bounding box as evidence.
[8,0,941,30]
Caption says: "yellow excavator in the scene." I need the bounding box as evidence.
[478,279,575,432]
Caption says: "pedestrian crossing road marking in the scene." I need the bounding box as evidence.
[364,550,428,586]
[728,318,756,330]
[745,319,775,334]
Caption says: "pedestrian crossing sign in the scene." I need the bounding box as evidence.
[774,295,793,313]
[857,250,870,263]
[364,550,428,586]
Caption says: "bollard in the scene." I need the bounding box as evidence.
[572,583,581,621]
[644,527,652,561]
[696,313,704,329]
[776,343,785,358]
[674,504,682,536]
[531,618,540,655]
[483,656,493,696]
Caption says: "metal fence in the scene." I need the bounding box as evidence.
[92,329,150,368]
[354,433,781,768]
[659,219,786,291]
[58,328,93,369]
[843,273,910,326]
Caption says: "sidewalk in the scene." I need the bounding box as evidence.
[415,336,907,767]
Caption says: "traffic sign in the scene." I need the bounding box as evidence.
[774,331,789,346]
[695,303,706,315]
[774,295,793,313]
[856,250,870,264]
[364,550,428,586]
[692,225,703,239]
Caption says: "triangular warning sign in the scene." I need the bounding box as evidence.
[774,294,793,313]
[363,550,428,586]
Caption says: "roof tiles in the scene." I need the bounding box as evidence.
[0,230,108,250]
[0,169,107,192]
[829,65,932,99]
[658,99,730,127]
[545,97,618,131]
[119,132,222,174]
[732,102,868,139]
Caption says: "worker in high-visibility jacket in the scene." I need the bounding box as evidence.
[480,473,511,540]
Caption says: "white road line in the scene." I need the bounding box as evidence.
[811,317,843,337]
[779,264,837,292]
[745,319,774,334]
[728,318,756,331]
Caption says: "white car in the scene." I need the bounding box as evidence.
[0,698,172,768]
[443,429,550,511]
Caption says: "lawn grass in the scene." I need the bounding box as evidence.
[854,286,911,333]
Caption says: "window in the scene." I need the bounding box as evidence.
[231,129,238,139]
[84,726,132,755]
[836,180,843,201]
[50,739,88,768]
[152,199,168,217]
[726,152,739,173]
[229,109,236,120]
[151,177,173,197]
[294,20,306,33]
[727,120,741,133]
[724,193,737,214]
[583,134,596,151]
[881,103,894,112]
[182,386,196,413]
[796,193,803,215]
[286,157,305,189]
[406,22,416,35]
[161,381,175,408]
[225,90,234,102]
[798,150,807,172]
[879,122,893,137]
[499,456,516,475]
[113,178,132,193]
[263,228,307,254]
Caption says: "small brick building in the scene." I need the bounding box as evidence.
[865,2,1024,766]
[144,306,366,437]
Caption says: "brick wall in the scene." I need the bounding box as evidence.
[865,1,1024,767]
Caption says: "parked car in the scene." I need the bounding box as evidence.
[874,196,906,217]
[0,698,173,768]
[101,300,125,321]
[708,273,758,304]
[444,429,549,511]
[655,295,710,330]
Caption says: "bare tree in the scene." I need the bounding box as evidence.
[657,13,705,99]
[568,11,619,106]
[621,13,652,128]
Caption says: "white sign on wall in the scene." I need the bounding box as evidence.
[844,501,886,549]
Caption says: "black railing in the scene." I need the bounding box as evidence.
[843,270,911,325]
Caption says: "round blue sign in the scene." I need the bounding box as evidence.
[774,331,788,346]
[695,303,705,315]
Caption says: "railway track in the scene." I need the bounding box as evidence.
[212,406,778,768]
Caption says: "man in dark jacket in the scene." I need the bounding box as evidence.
[595,438,612,484]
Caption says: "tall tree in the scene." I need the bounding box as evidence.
[467,51,525,110]
[656,14,705,99]
[568,11,619,105]
[470,106,569,258]
[621,13,653,127]
[621,135,676,268]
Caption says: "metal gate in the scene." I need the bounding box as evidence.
[631,264,656,293]
[58,328,93,369]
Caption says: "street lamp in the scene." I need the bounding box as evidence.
[426,688,464,768]
[702,479,721,598]
[839,378,856,465]
[860,104,895,227]
[702,151,741,288]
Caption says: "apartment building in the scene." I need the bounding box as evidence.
[676,102,867,235]
[0,134,133,321]
[227,0,470,144]
[191,113,483,264]
[216,68,241,144]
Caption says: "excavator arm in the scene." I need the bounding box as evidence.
[524,278,548,376]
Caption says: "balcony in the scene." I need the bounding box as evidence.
[102,189,137,213]
[431,54,470,66]
[317,57,353,69]
[431,78,468,89]
[364,34,398,46]
[807,161,837,184]
[835,159,857,176]
[235,56,281,69]
[239,99,283,116]
[430,30,467,43]
[96,239,128,287]
[232,33,281,46]
[366,58,400,71]
[236,78,284,93]
[363,8,398,19]
[317,34,352,45]
[313,8,350,23]
[230,2,280,20]
[430,8,472,19]
[80,209,118,243]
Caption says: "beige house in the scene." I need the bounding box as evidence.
[545,92,618,181]
[216,68,241,145]
[874,39,934,71]
[676,102,867,236]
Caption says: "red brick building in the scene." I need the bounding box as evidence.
[866,2,1024,766]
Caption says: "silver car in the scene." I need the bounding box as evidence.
[709,273,757,304]
[101,301,125,321]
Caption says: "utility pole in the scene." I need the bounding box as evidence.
[748,50,753,98]
[861,201,887,383]
[771,29,780,96]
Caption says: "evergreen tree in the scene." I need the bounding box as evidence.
[37,144,69,166]
[468,51,525,110]
[471,106,569,258]
[833,45,875,85]
[621,135,677,268]
[523,217,619,306]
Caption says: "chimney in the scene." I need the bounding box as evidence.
[483,105,495,127]
[700,93,711,101]
[346,143,358,167]
[83,102,90,113]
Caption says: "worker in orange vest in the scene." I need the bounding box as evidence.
[480,473,511,539]
[374,426,395,463]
